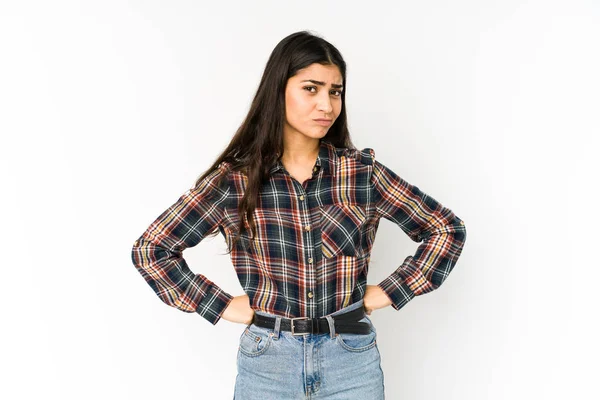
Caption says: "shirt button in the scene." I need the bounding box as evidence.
[460,220,465,225]
[299,195,305,201]
[307,291,313,298]
[304,225,311,231]
[313,166,317,172]
[134,240,139,246]
[308,257,313,264]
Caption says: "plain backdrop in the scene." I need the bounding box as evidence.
[1,1,598,399]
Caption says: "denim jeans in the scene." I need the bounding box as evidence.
[233,299,385,399]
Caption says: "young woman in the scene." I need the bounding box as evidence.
[131,30,467,399]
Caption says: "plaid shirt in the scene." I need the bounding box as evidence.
[131,140,467,325]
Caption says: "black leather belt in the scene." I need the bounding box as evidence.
[252,306,371,335]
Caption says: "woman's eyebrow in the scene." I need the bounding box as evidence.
[300,79,343,89]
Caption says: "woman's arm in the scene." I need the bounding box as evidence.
[368,153,468,312]
[130,165,234,325]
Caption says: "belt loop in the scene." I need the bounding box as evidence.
[325,315,336,339]
[273,316,282,340]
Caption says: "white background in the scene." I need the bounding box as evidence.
[1,1,598,399]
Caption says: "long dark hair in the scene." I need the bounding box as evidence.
[194,30,355,252]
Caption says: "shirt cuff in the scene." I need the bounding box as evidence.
[377,257,416,311]
[195,284,234,325]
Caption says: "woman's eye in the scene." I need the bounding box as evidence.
[303,86,342,97]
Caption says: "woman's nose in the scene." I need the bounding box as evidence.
[317,97,333,113]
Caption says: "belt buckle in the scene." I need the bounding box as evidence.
[290,317,309,335]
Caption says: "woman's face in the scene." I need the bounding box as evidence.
[284,63,343,140]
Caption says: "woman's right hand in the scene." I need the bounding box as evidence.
[221,294,255,325]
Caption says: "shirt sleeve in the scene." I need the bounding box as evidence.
[130,164,233,325]
[368,151,467,311]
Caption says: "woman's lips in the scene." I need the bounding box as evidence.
[313,119,332,126]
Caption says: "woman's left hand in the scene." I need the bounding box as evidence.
[363,285,393,315]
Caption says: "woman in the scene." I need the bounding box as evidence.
[131,30,467,399]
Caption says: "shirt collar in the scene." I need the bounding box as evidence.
[269,139,337,177]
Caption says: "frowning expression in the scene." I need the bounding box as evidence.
[284,63,343,139]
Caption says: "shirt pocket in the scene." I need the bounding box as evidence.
[320,203,367,258]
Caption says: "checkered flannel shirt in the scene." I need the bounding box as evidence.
[131,139,467,325]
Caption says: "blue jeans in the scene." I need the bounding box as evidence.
[233,299,385,399]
